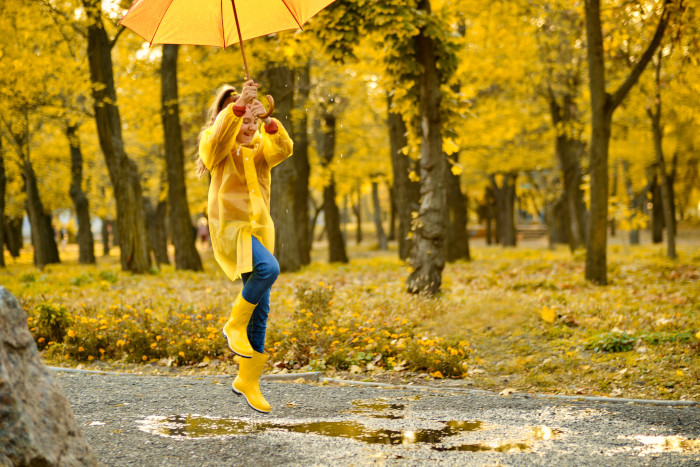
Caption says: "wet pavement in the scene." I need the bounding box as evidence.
[56,372,700,466]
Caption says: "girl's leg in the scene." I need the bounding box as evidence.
[240,237,279,353]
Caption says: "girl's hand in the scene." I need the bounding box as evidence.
[235,80,258,106]
[249,100,272,125]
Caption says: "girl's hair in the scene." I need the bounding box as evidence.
[195,85,240,178]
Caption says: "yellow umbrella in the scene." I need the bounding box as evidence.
[120,0,335,79]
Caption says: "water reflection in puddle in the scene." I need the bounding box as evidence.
[137,415,483,446]
[346,399,406,419]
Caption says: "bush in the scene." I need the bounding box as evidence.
[29,303,229,365]
[267,283,472,377]
[32,303,71,348]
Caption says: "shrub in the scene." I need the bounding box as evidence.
[32,303,71,348]
[267,283,472,377]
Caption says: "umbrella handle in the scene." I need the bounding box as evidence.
[259,95,275,119]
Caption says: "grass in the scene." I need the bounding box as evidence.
[1,233,698,401]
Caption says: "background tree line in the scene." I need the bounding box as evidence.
[0,0,698,294]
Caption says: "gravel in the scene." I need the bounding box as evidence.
[56,371,700,466]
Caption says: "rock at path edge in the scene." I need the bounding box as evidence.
[0,286,98,466]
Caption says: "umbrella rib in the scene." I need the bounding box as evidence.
[149,0,176,45]
[220,0,226,48]
[280,0,303,29]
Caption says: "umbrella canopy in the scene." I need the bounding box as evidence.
[120,0,335,49]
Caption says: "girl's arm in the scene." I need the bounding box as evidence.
[198,104,244,171]
[261,118,293,168]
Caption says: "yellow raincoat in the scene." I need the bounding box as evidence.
[199,104,293,281]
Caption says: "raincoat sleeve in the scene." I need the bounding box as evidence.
[198,104,243,171]
[261,118,293,168]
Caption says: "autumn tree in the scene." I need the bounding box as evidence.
[66,122,96,263]
[0,2,63,268]
[161,44,203,271]
[532,1,588,251]
[82,0,151,273]
[317,0,458,294]
[583,0,673,284]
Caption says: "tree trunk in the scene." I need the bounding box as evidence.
[4,217,22,258]
[318,107,348,264]
[161,43,202,271]
[154,199,169,265]
[584,0,670,284]
[478,186,497,245]
[649,172,663,243]
[100,217,110,255]
[444,156,469,261]
[490,173,518,247]
[407,2,446,295]
[24,161,60,267]
[372,181,387,250]
[352,192,362,245]
[262,64,301,273]
[293,62,312,265]
[66,124,95,264]
[0,145,5,267]
[387,98,419,261]
[647,53,676,259]
[622,160,649,245]
[388,185,396,241]
[545,66,587,250]
[83,0,150,273]
[610,160,619,237]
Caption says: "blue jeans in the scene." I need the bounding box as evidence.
[241,236,280,353]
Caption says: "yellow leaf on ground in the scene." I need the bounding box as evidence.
[541,306,556,323]
[696,330,700,340]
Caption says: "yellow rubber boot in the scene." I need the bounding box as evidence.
[232,351,270,413]
[222,294,255,358]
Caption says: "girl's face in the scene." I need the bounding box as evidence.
[236,107,258,145]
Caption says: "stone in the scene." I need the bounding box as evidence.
[0,287,98,466]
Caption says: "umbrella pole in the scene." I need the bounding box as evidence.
[230,0,250,80]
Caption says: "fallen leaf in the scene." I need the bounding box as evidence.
[541,306,556,323]
[499,387,517,396]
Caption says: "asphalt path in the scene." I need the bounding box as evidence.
[56,371,700,466]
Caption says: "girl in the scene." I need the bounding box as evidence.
[197,80,293,413]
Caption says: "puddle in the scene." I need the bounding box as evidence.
[632,435,700,456]
[347,399,406,419]
[433,442,530,452]
[137,415,483,445]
